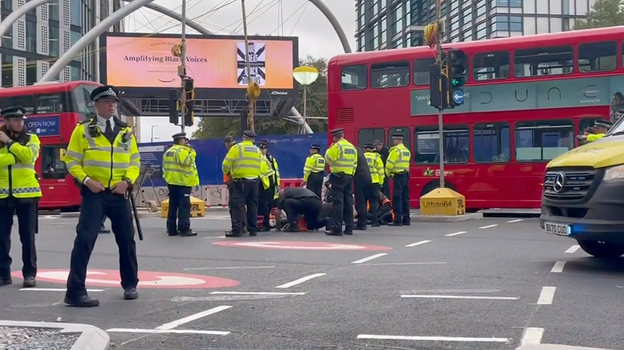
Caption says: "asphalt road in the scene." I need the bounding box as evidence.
[0,213,622,350]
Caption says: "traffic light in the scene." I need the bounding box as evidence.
[168,88,178,125]
[182,78,195,127]
[429,64,449,110]
[447,49,467,107]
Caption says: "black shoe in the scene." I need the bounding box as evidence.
[248,231,258,236]
[371,223,381,227]
[402,221,411,226]
[99,226,110,233]
[355,226,367,231]
[124,288,138,300]
[388,221,403,227]
[343,230,354,235]
[324,230,342,236]
[260,227,271,232]
[64,295,100,307]
[180,230,198,237]
[167,230,179,236]
[225,231,242,238]
[0,278,12,286]
[22,276,36,288]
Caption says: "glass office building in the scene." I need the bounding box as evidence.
[0,0,122,87]
[355,0,595,52]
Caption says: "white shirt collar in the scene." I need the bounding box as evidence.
[96,115,114,128]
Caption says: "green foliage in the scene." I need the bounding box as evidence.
[574,0,624,29]
[192,55,328,140]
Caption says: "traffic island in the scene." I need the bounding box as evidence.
[161,196,206,218]
[0,320,110,350]
[412,187,482,222]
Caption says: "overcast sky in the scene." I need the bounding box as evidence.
[120,0,355,143]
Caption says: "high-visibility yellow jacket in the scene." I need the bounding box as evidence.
[325,139,357,175]
[222,140,262,179]
[587,133,605,142]
[260,157,276,190]
[386,143,411,176]
[265,155,281,199]
[0,133,42,199]
[64,118,140,188]
[163,144,199,187]
[364,151,384,184]
[303,153,325,181]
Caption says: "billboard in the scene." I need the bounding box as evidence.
[100,33,299,100]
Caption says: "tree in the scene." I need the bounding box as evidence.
[192,55,328,139]
[574,0,624,29]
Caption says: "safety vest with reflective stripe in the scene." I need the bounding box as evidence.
[260,157,276,190]
[385,143,411,176]
[64,119,140,188]
[162,144,199,187]
[587,133,605,142]
[222,140,262,179]
[0,134,42,199]
[324,138,357,175]
[364,151,384,184]
[303,153,325,181]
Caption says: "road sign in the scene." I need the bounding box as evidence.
[452,90,464,105]
[12,269,240,289]
[213,241,392,251]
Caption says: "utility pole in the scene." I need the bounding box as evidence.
[179,0,187,133]
[435,0,445,188]
[240,0,260,132]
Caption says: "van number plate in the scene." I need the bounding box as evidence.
[544,222,570,236]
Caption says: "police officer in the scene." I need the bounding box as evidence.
[364,144,384,227]
[0,107,41,288]
[302,144,325,198]
[577,120,612,143]
[222,130,262,237]
[373,140,390,195]
[163,132,199,237]
[324,128,357,236]
[275,187,322,232]
[63,85,140,307]
[257,140,277,231]
[262,140,281,204]
[385,134,411,226]
[353,145,372,230]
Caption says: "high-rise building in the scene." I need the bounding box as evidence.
[355,0,594,52]
[0,0,122,87]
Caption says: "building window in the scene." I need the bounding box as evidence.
[341,65,367,91]
[578,42,617,72]
[473,123,510,162]
[26,60,37,85]
[1,12,11,47]
[70,0,81,26]
[26,19,36,53]
[515,120,573,161]
[496,0,522,6]
[476,22,486,39]
[371,61,410,88]
[70,66,81,81]
[49,0,59,21]
[1,54,12,87]
[49,25,59,56]
[70,30,81,62]
[514,46,574,77]
[473,51,510,80]
[413,58,435,85]
[509,16,522,31]
[1,0,11,10]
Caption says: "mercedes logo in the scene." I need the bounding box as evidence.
[553,172,566,193]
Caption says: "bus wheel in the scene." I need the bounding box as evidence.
[420,180,458,197]
[577,240,624,259]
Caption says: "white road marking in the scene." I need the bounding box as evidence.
[155,305,232,330]
[401,294,518,300]
[210,291,306,296]
[358,262,446,267]
[351,253,388,264]
[537,286,556,305]
[565,245,580,254]
[479,224,498,229]
[445,231,466,237]
[20,288,104,292]
[551,261,566,273]
[521,327,544,345]
[357,334,509,342]
[507,219,523,223]
[401,289,501,294]
[107,328,229,336]
[275,273,326,289]
[172,295,286,302]
[184,266,276,271]
[405,240,431,248]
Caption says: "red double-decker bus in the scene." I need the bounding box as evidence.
[0,81,102,210]
[328,27,624,210]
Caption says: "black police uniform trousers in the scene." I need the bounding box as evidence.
[282,196,322,231]
[230,179,259,234]
[167,184,192,233]
[367,183,381,225]
[258,183,275,230]
[328,173,354,233]
[391,172,410,224]
[381,177,390,196]
[306,172,324,199]
[66,187,138,299]
[354,177,378,228]
[0,196,37,280]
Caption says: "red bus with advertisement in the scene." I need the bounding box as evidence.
[327,26,624,210]
[0,81,103,210]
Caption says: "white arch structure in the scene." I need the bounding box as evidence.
[0,0,54,38]
[38,0,352,133]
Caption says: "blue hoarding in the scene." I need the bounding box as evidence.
[27,116,60,136]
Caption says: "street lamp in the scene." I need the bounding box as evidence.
[292,66,319,131]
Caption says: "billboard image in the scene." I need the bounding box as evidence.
[100,33,299,99]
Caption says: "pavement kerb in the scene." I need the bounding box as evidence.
[516,345,615,350]
[0,320,110,350]
[409,212,483,222]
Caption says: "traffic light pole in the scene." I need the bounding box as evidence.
[435,1,446,188]
[179,0,187,133]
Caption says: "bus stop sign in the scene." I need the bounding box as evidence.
[452,90,464,105]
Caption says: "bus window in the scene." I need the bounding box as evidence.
[473,51,510,81]
[358,128,385,147]
[473,123,510,162]
[388,127,411,151]
[414,125,469,164]
[73,84,97,121]
[514,46,573,77]
[0,93,65,114]
[578,41,616,73]
[371,61,410,88]
[413,58,436,85]
[515,120,573,161]
[341,65,367,91]
[41,145,69,180]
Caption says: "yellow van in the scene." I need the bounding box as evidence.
[540,130,624,259]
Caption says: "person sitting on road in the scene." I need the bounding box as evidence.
[368,191,394,225]
[275,187,323,232]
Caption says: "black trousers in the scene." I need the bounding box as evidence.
[306,172,324,199]
[353,176,368,227]
[167,185,192,233]
[0,197,37,279]
[282,197,322,230]
[230,179,259,234]
[392,172,410,223]
[258,184,275,229]
[381,177,390,196]
[368,203,393,224]
[328,173,354,233]
[66,188,138,298]
[367,183,381,225]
